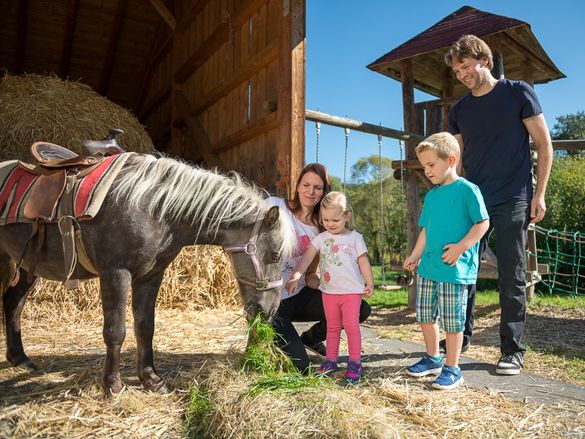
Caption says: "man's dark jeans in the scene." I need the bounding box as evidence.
[272,286,371,372]
[464,197,530,354]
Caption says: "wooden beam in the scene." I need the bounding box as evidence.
[98,0,128,96]
[140,87,171,121]
[391,159,421,170]
[135,22,168,113]
[276,0,305,198]
[184,40,278,117]
[175,0,212,34]
[305,110,424,142]
[59,0,79,78]
[15,0,27,72]
[549,140,585,151]
[213,111,278,154]
[174,0,266,83]
[149,0,175,31]
[174,90,225,169]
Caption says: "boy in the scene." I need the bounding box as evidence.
[403,132,489,390]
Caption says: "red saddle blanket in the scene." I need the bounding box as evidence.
[0,153,131,225]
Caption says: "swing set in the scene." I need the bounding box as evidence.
[309,110,415,290]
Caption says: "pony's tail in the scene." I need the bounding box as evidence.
[0,248,16,331]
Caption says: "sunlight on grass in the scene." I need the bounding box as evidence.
[369,265,584,310]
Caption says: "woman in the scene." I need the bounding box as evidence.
[268,163,371,373]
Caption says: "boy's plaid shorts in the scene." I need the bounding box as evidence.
[415,276,468,333]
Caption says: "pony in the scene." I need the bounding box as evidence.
[0,153,296,395]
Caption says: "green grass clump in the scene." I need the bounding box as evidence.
[241,314,297,374]
[185,386,212,439]
[247,373,330,396]
[242,314,332,395]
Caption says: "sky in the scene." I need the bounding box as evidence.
[305,0,585,180]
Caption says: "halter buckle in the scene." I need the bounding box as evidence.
[244,241,257,255]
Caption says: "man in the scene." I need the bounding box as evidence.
[444,34,553,375]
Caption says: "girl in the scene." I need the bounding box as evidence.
[286,191,374,383]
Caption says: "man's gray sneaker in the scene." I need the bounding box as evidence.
[496,352,524,375]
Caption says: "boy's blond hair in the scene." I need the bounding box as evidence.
[444,34,493,70]
[415,132,460,161]
[320,191,354,229]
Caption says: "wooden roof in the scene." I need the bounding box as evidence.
[367,6,565,97]
[0,0,173,114]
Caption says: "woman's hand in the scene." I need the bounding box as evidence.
[305,272,320,289]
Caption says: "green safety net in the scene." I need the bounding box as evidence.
[531,225,584,297]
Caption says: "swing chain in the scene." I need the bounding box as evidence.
[377,133,387,286]
[342,127,350,192]
[315,121,321,163]
[397,139,413,287]
[399,140,407,262]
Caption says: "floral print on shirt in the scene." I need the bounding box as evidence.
[319,238,343,289]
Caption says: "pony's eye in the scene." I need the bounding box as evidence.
[271,252,280,262]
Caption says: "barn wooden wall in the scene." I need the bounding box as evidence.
[142,0,305,197]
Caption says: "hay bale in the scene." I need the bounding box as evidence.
[0,72,153,160]
[30,246,240,311]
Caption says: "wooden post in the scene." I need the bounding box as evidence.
[400,59,420,310]
[277,0,305,197]
[522,58,534,86]
[169,0,184,158]
[493,51,504,80]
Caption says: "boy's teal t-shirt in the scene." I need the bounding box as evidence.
[418,177,489,284]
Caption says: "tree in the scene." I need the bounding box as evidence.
[342,155,408,265]
[551,111,585,157]
[541,156,585,233]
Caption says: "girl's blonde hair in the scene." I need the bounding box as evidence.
[320,191,354,229]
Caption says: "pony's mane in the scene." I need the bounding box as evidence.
[112,155,297,258]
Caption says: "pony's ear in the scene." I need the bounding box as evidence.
[265,206,280,228]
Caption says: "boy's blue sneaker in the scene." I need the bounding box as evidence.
[317,359,338,377]
[344,360,363,383]
[431,366,464,390]
[405,355,443,377]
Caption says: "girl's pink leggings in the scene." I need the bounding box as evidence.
[322,293,363,363]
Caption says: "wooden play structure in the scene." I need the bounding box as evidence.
[310,6,577,305]
[0,0,306,196]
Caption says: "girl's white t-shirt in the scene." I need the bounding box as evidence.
[267,197,319,299]
[311,230,368,295]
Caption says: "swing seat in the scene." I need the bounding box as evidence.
[379,284,404,291]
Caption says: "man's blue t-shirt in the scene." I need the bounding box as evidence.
[418,178,489,284]
[448,79,542,206]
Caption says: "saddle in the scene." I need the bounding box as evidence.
[15,129,126,288]
[21,129,126,220]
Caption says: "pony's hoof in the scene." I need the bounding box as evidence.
[106,384,126,399]
[145,379,169,394]
[12,358,38,372]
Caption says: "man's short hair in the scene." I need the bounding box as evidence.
[445,34,493,70]
[415,132,460,160]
